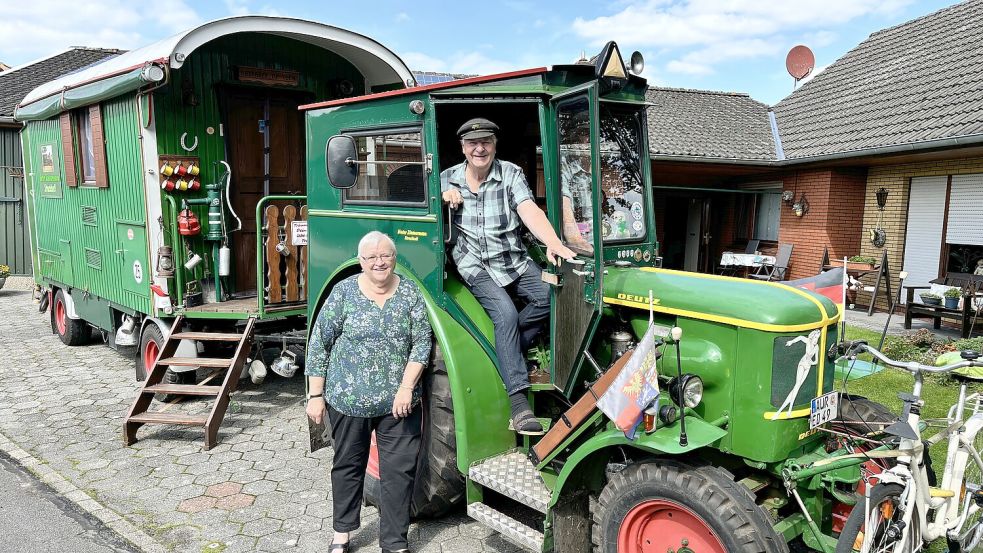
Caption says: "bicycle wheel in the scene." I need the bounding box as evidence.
[836,483,919,553]
[949,430,983,553]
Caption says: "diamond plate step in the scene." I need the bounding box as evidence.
[469,450,550,513]
[467,502,544,552]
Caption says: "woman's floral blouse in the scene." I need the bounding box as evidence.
[305,274,432,417]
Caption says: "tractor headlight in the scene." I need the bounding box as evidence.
[668,374,703,409]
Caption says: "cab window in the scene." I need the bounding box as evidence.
[344,128,426,206]
[599,105,645,242]
[556,97,595,255]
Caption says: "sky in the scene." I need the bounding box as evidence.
[0,0,960,105]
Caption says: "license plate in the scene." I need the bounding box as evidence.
[810,391,839,429]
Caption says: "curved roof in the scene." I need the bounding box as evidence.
[18,15,413,111]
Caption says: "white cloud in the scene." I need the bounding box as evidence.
[401,50,514,76]
[572,0,913,76]
[395,12,410,23]
[223,0,280,16]
[0,0,201,65]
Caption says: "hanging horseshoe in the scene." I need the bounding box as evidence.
[180,132,199,152]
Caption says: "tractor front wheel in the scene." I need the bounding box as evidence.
[593,460,788,553]
[51,289,90,346]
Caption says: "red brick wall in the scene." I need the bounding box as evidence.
[776,169,867,279]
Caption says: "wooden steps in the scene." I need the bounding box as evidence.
[123,316,256,450]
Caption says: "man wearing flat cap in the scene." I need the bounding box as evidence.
[440,117,576,436]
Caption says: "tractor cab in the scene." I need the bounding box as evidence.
[313,41,657,399]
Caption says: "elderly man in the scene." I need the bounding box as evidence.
[441,118,576,435]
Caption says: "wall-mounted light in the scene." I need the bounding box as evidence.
[791,193,809,217]
[876,187,889,210]
[782,190,795,203]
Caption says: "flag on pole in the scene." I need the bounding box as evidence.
[596,323,662,439]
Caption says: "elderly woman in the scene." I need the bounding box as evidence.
[305,231,432,553]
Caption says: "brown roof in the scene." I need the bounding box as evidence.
[0,47,124,118]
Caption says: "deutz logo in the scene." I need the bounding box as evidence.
[616,293,656,304]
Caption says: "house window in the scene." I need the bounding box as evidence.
[342,129,426,206]
[59,104,108,188]
[735,185,781,242]
[753,192,781,241]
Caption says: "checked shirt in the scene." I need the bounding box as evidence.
[440,159,535,287]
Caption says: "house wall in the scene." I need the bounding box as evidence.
[777,169,867,280]
[858,156,983,310]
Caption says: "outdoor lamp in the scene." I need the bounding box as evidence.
[876,187,889,210]
[792,193,809,217]
[782,190,795,203]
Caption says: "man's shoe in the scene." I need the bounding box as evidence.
[328,543,350,553]
[508,408,545,436]
[382,549,409,553]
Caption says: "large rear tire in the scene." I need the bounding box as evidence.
[363,347,465,518]
[51,289,90,346]
[592,460,788,553]
[835,483,918,553]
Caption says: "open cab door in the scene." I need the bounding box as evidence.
[548,84,606,397]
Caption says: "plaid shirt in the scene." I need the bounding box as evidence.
[440,159,534,287]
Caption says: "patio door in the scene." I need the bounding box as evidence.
[902,176,946,296]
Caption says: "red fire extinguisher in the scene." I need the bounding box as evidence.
[177,201,201,236]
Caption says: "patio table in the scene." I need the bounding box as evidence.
[719,252,776,268]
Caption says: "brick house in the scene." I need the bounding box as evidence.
[648,0,983,310]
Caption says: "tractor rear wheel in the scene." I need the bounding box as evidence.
[51,289,90,346]
[363,347,465,518]
[592,460,788,553]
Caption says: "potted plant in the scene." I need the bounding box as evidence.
[920,292,942,306]
[0,264,9,290]
[847,255,878,270]
[944,287,962,309]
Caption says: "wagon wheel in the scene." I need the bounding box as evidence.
[51,289,90,346]
[592,460,788,553]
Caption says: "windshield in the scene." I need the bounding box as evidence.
[599,104,646,243]
[556,96,595,256]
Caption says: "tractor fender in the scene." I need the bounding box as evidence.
[549,415,728,508]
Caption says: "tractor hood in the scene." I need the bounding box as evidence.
[603,267,839,332]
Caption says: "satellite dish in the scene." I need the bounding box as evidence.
[786,45,815,81]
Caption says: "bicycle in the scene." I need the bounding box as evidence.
[834,342,983,553]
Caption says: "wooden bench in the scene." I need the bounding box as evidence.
[903,272,983,338]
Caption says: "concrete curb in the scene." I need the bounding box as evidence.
[0,430,168,553]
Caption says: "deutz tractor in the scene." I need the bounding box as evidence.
[304,43,878,552]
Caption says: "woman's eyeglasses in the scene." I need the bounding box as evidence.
[360,253,395,263]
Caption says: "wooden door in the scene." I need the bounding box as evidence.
[224,91,305,293]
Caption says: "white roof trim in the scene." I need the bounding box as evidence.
[20,15,413,107]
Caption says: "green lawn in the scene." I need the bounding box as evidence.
[833,324,962,553]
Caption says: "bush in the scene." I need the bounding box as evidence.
[848,255,877,265]
[0,264,9,278]
[944,288,962,298]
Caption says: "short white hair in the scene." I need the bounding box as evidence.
[357,231,397,256]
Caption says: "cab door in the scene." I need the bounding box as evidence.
[548,86,605,396]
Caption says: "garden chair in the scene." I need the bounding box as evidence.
[751,243,793,282]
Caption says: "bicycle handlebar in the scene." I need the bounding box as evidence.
[840,340,983,375]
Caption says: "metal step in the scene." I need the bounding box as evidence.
[143,384,221,397]
[157,357,232,368]
[467,502,543,552]
[469,450,550,513]
[171,332,243,341]
[127,412,207,426]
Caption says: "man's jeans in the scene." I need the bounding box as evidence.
[468,264,551,395]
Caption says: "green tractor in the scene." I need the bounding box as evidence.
[304,43,878,552]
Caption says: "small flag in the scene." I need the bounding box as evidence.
[597,324,662,439]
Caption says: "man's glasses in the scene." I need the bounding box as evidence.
[464,139,494,150]
[360,253,395,263]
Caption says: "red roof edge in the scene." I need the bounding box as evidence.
[298,67,548,111]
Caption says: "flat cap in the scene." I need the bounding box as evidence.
[458,118,499,140]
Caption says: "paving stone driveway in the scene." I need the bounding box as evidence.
[0,285,521,553]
